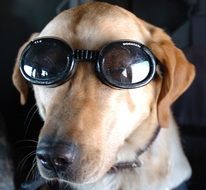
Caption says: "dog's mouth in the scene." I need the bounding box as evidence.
[37,158,142,187]
[20,158,142,190]
[36,126,160,185]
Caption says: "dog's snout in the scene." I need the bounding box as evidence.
[36,141,79,171]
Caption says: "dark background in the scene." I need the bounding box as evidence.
[0,0,205,189]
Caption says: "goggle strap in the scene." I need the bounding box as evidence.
[74,49,99,62]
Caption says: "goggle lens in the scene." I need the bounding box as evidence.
[99,43,153,88]
[20,39,73,86]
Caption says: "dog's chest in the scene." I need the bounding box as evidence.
[74,170,169,190]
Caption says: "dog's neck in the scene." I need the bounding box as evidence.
[109,125,161,173]
[110,103,161,171]
[75,115,191,190]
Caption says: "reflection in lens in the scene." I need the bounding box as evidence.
[23,65,48,78]
[122,61,150,83]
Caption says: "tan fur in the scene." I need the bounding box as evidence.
[12,2,195,190]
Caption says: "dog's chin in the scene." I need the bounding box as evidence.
[37,159,111,185]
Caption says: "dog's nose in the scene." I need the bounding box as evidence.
[36,142,79,170]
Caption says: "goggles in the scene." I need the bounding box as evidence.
[19,37,158,89]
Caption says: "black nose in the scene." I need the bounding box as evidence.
[36,141,79,171]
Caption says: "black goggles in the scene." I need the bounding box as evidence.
[19,37,158,89]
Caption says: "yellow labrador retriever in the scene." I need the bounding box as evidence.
[13,2,195,190]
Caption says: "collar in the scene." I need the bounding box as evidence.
[108,126,161,173]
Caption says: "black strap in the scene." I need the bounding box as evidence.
[74,49,99,62]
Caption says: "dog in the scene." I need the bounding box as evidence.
[12,2,195,190]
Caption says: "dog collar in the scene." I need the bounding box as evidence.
[109,126,161,173]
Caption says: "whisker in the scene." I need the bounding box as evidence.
[45,179,51,189]
[17,150,36,173]
[33,156,37,164]
[15,145,37,151]
[25,159,37,182]
[24,103,37,127]
[15,139,38,145]
[63,181,71,190]
[19,168,46,190]
[24,105,39,138]
[14,139,37,154]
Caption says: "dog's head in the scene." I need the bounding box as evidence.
[12,2,195,185]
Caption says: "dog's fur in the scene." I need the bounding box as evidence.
[12,2,195,190]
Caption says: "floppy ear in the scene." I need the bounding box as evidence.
[147,27,195,128]
[12,33,39,105]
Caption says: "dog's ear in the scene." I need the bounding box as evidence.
[147,27,195,128]
[12,33,39,105]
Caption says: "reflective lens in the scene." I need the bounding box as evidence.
[20,38,74,86]
[19,38,157,89]
[97,41,156,88]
